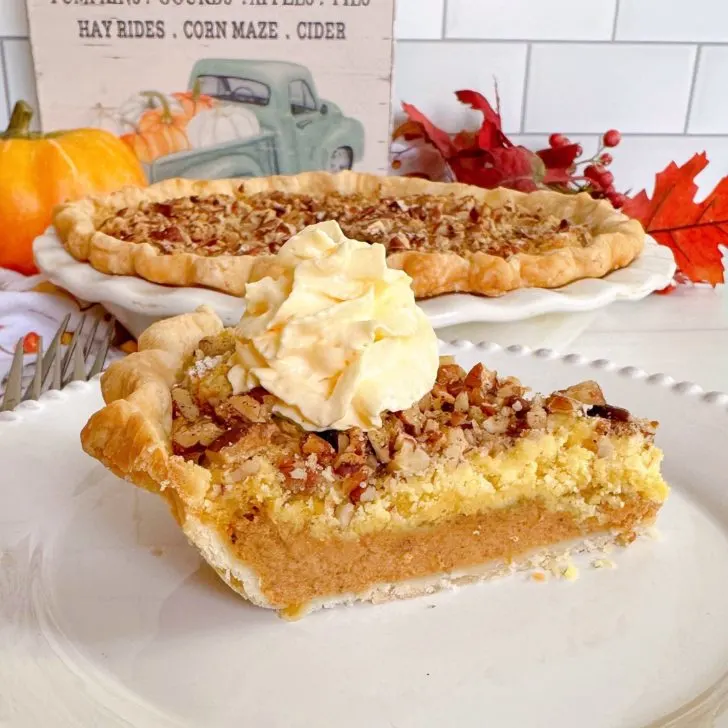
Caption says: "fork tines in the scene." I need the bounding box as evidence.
[1,315,116,413]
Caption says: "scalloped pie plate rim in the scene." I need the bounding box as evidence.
[1,342,726,728]
[33,229,677,327]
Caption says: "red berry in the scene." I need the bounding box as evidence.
[599,170,615,187]
[584,164,601,182]
[574,144,583,156]
[603,129,621,147]
[549,133,569,148]
[598,152,613,166]
[608,192,627,209]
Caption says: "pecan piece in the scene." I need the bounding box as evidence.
[388,232,411,251]
[437,363,466,386]
[216,394,266,424]
[587,404,630,422]
[301,433,336,465]
[172,418,224,450]
[454,391,469,412]
[171,386,200,421]
[398,406,424,435]
[367,429,391,463]
[389,436,430,475]
[279,457,311,493]
[449,411,468,427]
[206,426,248,452]
[464,363,488,389]
[561,380,606,406]
[545,393,580,415]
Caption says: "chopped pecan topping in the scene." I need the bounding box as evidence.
[99,189,594,259]
[171,332,654,507]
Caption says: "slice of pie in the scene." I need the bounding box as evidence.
[54,171,645,298]
[82,306,667,618]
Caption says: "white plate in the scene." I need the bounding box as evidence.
[2,342,727,728]
[34,230,676,336]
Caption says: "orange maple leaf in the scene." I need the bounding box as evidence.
[622,153,727,286]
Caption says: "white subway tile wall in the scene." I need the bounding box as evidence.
[2,0,727,195]
[446,0,617,41]
[394,0,444,40]
[525,44,697,133]
[688,46,728,134]
[394,42,528,131]
[615,0,728,42]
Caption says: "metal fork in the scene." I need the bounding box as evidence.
[0,314,116,412]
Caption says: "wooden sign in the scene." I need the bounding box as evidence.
[26,0,394,181]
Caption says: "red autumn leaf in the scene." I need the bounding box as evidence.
[400,102,454,158]
[455,89,502,128]
[452,130,477,152]
[536,143,581,184]
[622,153,727,286]
[400,94,544,191]
[451,147,541,192]
[23,331,40,354]
[455,89,510,150]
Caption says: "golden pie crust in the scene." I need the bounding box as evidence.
[80,307,667,616]
[54,172,645,299]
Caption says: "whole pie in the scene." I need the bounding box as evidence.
[81,305,667,617]
[53,171,645,298]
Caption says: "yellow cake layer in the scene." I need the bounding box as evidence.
[205,415,667,539]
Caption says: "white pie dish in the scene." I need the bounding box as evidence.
[1,340,727,728]
[34,229,675,341]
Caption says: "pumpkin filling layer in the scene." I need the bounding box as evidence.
[98,190,594,258]
[171,332,668,609]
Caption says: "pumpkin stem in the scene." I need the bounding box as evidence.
[3,100,34,138]
[191,78,202,101]
[140,91,173,122]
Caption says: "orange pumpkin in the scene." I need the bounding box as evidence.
[120,91,190,164]
[173,81,216,119]
[0,101,147,275]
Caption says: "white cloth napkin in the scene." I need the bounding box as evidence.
[0,269,122,397]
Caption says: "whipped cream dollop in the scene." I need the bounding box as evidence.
[227,220,439,431]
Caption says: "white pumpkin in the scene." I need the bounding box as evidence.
[84,102,130,136]
[185,103,261,148]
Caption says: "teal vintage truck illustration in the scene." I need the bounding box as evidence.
[147,59,365,182]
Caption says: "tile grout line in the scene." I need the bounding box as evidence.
[519,43,532,133]
[398,37,728,46]
[611,0,621,41]
[0,40,11,122]
[440,0,449,39]
[683,45,702,134]
[520,131,728,138]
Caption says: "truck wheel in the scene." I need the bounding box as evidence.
[328,146,353,172]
